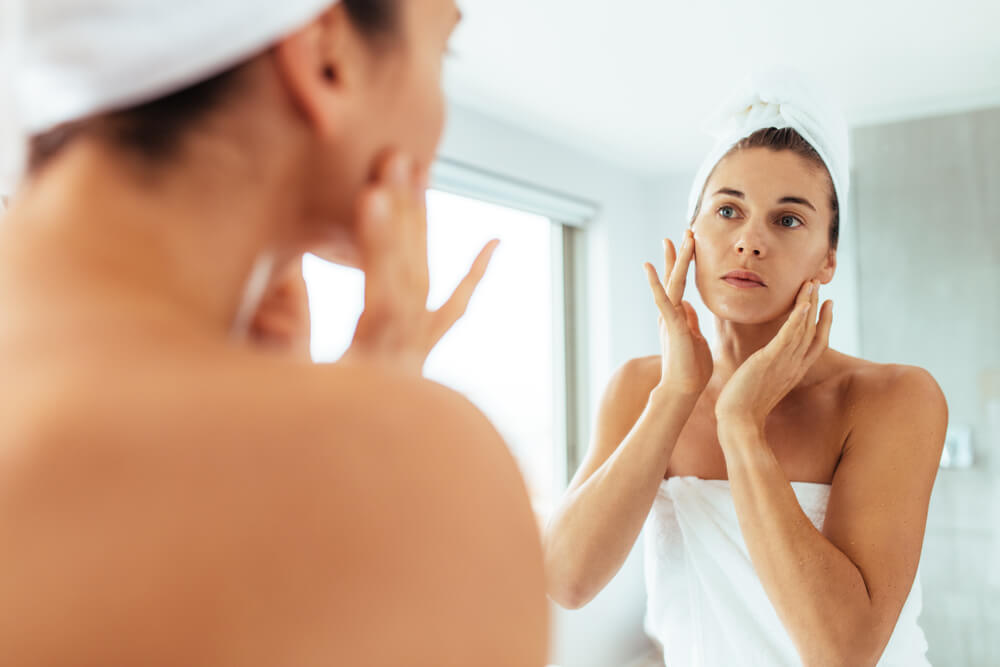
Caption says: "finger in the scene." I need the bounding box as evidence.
[374,151,420,243]
[805,300,834,364]
[645,263,680,324]
[411,161,430,250]
[797,280,820,358]
[666,230,694,306]
[370,151,410,246]
[356,185,393,280]
[429,240,500,344]
[775,281,812,349]
[377,152,430,301]
[663,239,677,290]
[682,301,704,339]
[793,281,814,339]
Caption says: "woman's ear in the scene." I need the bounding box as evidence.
[271,5,357,139]
[818,248,837,284]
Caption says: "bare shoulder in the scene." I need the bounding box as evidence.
[833,353,948,456]
[593,354,662,445]
[567,355,662,489]
[0,356,548,666]
[605,355,661,406]
[841,356,947,421]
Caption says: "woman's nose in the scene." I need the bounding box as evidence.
[734,220,767,258]
[735,242,763,257]
[734,236,766,258]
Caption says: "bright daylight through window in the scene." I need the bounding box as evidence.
[305,189,568,508]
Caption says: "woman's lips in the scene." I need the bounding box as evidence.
[722,277,766,289]
[721,270,766,288]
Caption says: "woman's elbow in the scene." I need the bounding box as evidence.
[542,551,598,610]
[546,580,591,610]
[545,561,597,610]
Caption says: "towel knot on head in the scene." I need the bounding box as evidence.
[686,66,850,224]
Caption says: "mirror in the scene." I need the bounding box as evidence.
[439,2,998,666]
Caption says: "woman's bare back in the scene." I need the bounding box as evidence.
[0,273,549,666]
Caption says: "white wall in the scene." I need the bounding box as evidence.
[851,109,1000,667]
[440,103,664,666]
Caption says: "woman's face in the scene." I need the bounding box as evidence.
[358,0,459,168]
[691,147,837,325]
[295,0,460,258]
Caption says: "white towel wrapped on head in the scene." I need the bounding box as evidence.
[1,0,340,192]
[686,67,851,224]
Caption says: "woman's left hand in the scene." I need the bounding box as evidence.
[715,279,833,429]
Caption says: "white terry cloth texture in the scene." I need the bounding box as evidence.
[0,0,339,191]
[686,67,850,224]
[642,477,930,667]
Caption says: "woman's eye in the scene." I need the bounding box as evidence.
[779,215,802,228]
[719,206,737,219]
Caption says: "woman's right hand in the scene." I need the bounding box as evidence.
[340,152,498,376]
[643,229,713,398]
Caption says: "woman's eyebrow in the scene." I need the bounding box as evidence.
[777,196,816,212]
[712,188,816,212]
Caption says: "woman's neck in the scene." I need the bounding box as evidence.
[708,311,838,393]
[3,140,308,341]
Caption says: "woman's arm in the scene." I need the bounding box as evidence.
[715,282,947,666]
[544,361,699,609]
[545,230,713,609]
[719,367,945,666]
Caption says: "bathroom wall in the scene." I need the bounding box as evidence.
[851,107,1000,666]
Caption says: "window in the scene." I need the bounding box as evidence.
[305,188,580,511]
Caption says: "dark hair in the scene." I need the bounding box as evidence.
[27,0,400,172]
[690,127,840,249]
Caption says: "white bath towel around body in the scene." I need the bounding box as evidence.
[642,476,930,667]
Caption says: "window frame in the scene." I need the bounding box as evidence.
[429,157,596,498]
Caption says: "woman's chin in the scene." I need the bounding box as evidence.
[706,299,784,325]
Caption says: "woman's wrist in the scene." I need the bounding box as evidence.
[649,383,703,413]
[716,412,766,445]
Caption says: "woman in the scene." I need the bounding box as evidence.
[544,70,946,666]
[0,1,549,665]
